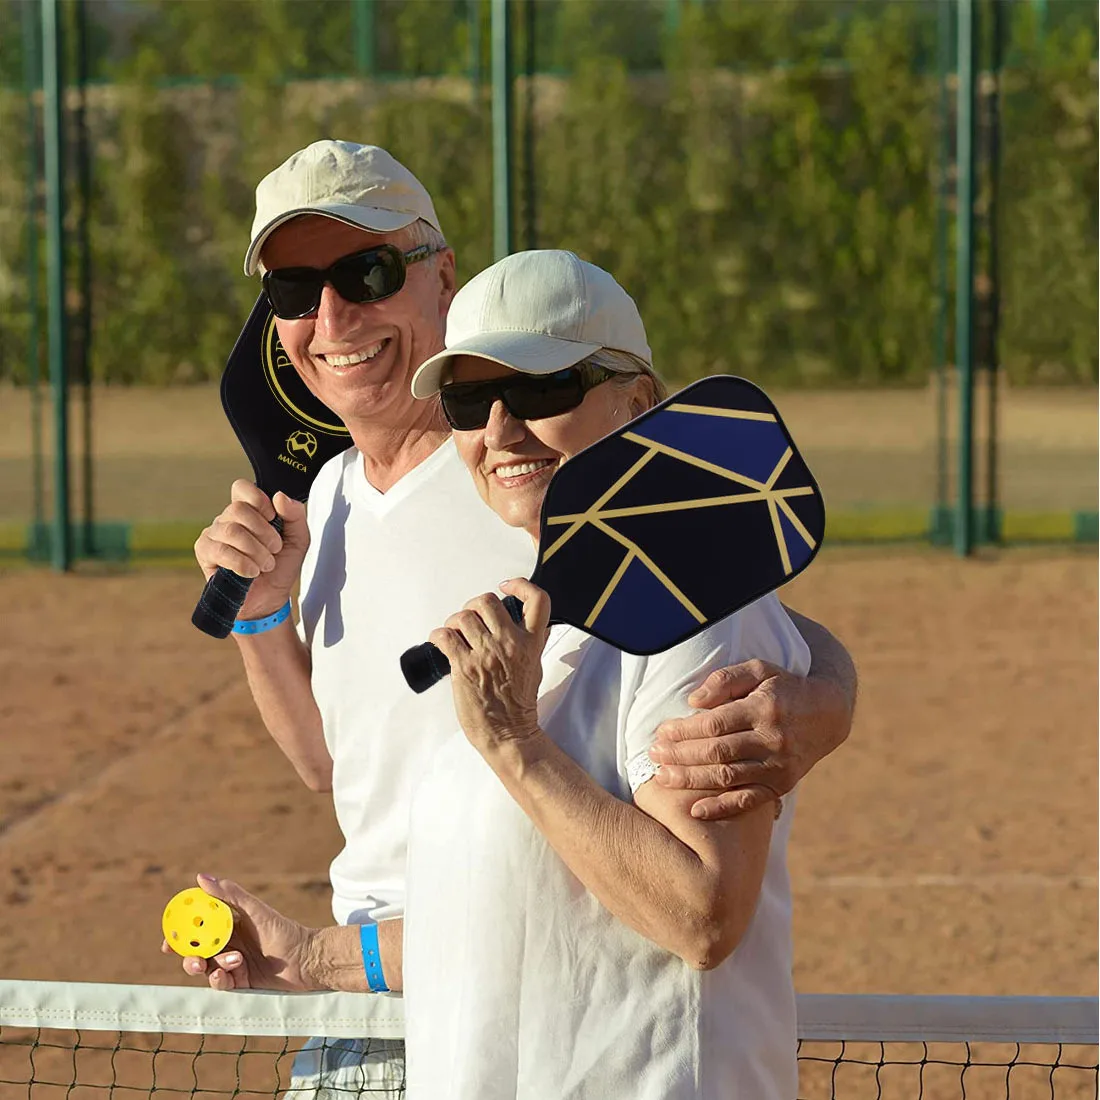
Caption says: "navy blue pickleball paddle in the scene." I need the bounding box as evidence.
[400,374,826,692]
[191,295,350,638]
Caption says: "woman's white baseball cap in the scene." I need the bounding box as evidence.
[411,249,653,398]
[244,140,442,275]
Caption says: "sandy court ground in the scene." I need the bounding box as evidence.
[0,547,1094,1005]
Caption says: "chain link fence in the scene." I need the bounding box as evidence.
[0,0,1095,560]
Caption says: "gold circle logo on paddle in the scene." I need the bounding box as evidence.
[260,310,348,438]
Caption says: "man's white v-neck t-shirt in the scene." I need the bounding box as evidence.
[296,437,534,925]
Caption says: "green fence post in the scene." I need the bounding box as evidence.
[352,0,375,76]
[468,0,481,86]
[982,0,1004,545]
[1030,0,1047,42]
[664,0,681,37]
[954,0,976,557]
[932,0,954,544]
[491,0,513,261]
[41,0,70,570]
[22,0,45,543]
[522,0,536,251]
[75,0,94,558]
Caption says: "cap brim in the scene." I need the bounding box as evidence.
[244,204,421,275]
[411,332,603,399]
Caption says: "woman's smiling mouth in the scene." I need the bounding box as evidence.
[491,459,555,483]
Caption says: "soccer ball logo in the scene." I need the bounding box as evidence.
[286,430,318,459]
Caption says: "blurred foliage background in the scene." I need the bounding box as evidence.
[0,0,1096,390]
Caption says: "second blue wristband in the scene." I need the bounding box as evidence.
[359,921,389,993]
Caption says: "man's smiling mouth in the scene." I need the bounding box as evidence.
[321,339,390,367]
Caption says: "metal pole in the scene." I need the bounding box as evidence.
[491,0,513,260]
[932,0,953,542]
[22,0,45,541]
[1031,0,1047,41]
[522,0,536,251]
[953,0,976,557]
[75,0,94,557]
[352,0,374,77]
[984,0,1003,544]
[664,0,681,38]
[41,0,71,570]
[468,0,481,87]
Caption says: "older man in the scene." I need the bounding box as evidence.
[186,140,856,1091]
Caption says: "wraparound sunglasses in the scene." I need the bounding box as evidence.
[439,363,615,431]
[262,243,442,320]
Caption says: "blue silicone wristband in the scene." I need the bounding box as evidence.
[231,600,292,636]
[359,922,389,993]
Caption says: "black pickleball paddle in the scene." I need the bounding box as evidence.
[191,295,351,638]
[400,374,826,692]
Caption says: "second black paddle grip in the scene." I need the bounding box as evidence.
[191,516,285,639]
[401,595,525,693]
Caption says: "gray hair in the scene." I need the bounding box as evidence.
[585,347,668,407]
[403,217,449,255]
[256,215,448,275]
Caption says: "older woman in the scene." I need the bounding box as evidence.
[166,249,822,1097]
[401,249,810,1099]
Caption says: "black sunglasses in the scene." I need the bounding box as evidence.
[262,243,442,320]
[439,363,615,431]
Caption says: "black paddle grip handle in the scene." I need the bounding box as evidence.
[401,595,525,694]
[191,516,285,639]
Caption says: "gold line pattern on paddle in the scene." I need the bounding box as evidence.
[542,409,818,629]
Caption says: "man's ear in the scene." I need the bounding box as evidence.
[437,248,458,315]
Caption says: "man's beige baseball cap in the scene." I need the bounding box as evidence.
[411,250,652,398]
[243,140,442,276]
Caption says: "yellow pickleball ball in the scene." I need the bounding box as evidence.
[162,887,234,959]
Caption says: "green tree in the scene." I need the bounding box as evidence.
[1,0,1094,387]
[998,7,1098,382]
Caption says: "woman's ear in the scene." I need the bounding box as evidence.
[627,374,658,419]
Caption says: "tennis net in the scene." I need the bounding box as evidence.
[1,980,1095,1098]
